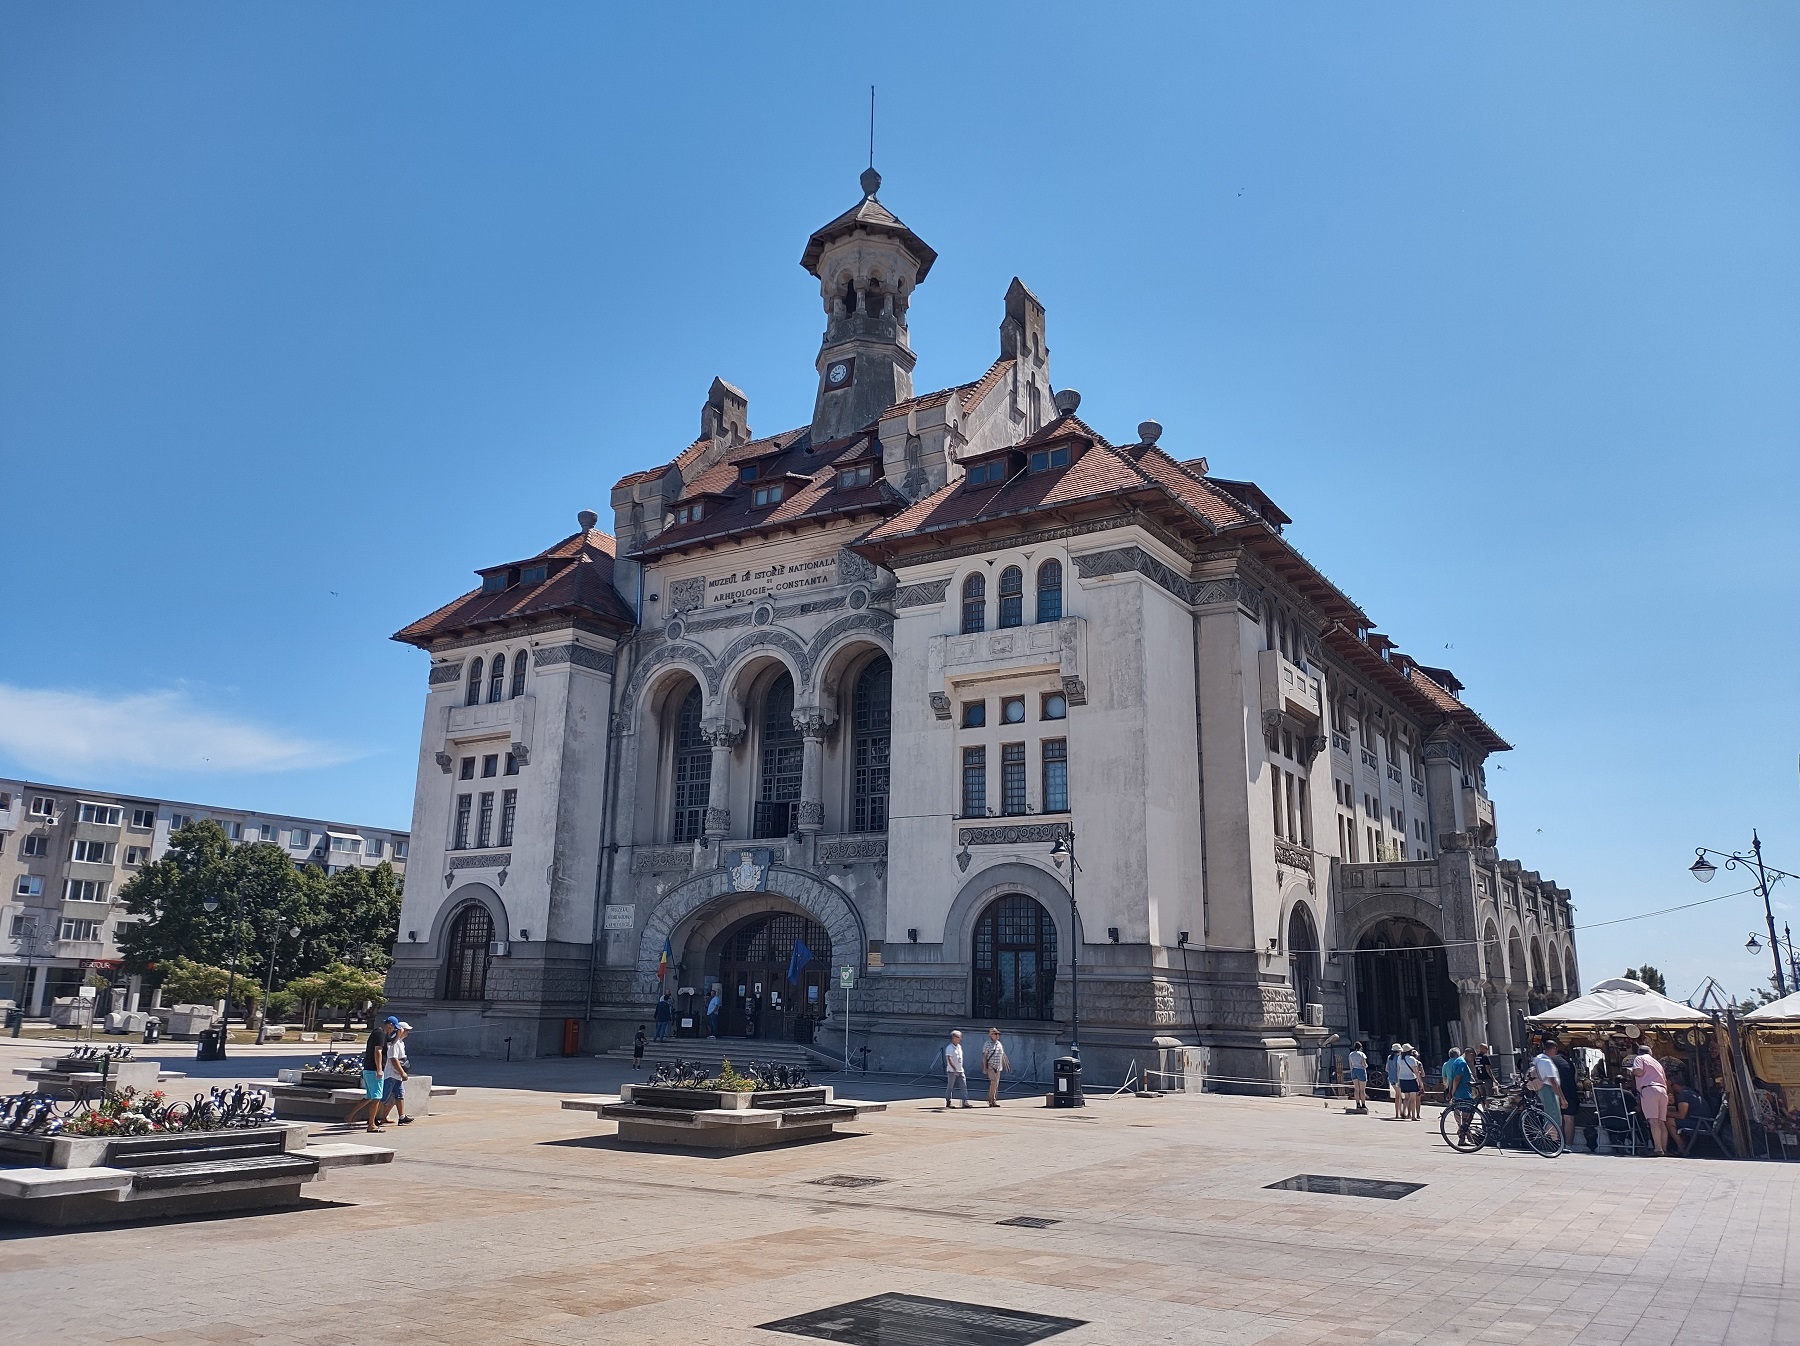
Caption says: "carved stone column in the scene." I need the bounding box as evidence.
[793,707,834,836]
[701,721,743,842]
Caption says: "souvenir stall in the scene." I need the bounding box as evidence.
[1526,978,1739,1155]
[1741,992,1800,1158]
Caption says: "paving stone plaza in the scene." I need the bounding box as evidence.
[1,1039,1794,1346]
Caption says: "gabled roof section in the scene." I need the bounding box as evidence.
[630,427,904,561]
[800,171,937,283]
[393,526,636,648]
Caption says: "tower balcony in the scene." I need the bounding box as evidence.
[1259,650,1322,724]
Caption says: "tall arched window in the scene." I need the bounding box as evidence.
[510,653,527,698]
[997,566,1023,628]
[671,685,710,843]
[852,656,891,832]
[488,654,506,703]
[756,672,801,838]
[444,902,494,1001]
[1036,559,1063,623]
[1288,903,1319,1016]
[973,894,1058,1021]
[466,658,484,707]
[961,573,986,634]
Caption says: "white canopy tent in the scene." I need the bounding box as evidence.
[1527,977,1711,1026]
[1743,990,1800,1022]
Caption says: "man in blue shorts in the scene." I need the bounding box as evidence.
[346,1020,387,1134]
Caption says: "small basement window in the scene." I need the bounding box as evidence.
[838,462,874,489]
[1028,446,1071,472]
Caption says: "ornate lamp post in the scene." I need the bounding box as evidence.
[1049,830,1083,1060]
[256,924,301,1044]
[1690,831,1796,997]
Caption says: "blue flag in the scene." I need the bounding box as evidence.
[786,936,814,984]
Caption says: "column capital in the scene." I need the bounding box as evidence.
[701,720,745,751]
[792,706,836,739]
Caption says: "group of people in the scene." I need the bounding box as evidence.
[347,1015,415,1134]
[1344,1040,1435,1119]
[943,1028,1009,1108]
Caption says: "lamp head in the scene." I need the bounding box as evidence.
[203,897,220,913]
[1747,934,1762,954]
[1690,855,1718,884]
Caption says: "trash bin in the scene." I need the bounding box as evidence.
[195,1026,226,1061]
[1052,1055,1084,1108]
[4,1006,21,1034]
[562,1017,581,1057]
[142,1017,162,1044]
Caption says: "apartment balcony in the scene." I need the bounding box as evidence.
[930,617,1088,712]
[1463,788,1496,836]
[56,939,107,961]
[1259,650,1322,725]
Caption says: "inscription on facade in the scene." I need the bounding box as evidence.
[706,553,838,604]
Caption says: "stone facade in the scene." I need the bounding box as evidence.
[386,170,1575,1085]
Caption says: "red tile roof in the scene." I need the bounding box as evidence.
[393,528,636,646]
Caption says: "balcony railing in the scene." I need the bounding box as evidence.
[1411,778,1425,797]
[1387,764,1402,784]
[1332,732,1352,755]
[1360,748,1379,770]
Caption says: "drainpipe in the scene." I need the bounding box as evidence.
[583,563,644,1025]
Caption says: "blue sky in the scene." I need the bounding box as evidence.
[2,4,1796,1000]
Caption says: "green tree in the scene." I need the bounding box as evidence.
[311,863,403,973]
[1623,965,1668,995]
[285,962,387,1029]
[157,956,262,1009]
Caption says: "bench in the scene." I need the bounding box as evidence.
[0,1123,395,1228]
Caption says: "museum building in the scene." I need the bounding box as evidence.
[386,169,1578,1085]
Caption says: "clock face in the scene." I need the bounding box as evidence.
[825,358,854,388]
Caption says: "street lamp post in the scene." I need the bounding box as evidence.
[203,892,247,1059]
[1691,831,1796,998]
[256,924,301,1045]
[1049,829,1083,1060]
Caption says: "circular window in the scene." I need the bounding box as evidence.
[1002,697,1026,724]
[1044,693,1067,720]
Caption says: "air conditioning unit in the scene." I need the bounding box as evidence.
[489,940,510,957]
[1303,1002,1324,1028]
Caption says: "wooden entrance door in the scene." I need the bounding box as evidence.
[718,913,831,1043]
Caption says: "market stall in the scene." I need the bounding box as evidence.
[1740,992,1800,1157]
[1526,978,1739,1155]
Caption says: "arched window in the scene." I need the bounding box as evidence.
[488,654,506,703]
[852,656,891,832]
[510,653,527,698]
[997,566,1023,628]
[465,658,483,707]
[756,672,801,838]
[973,894,1058,1021]
[671,685,709,843]
[961,573,986,634]
[444,902,493,1001]
[1036,559,1063,623]
[1288,903,1319,1016]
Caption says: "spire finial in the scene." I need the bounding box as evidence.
[861,86,879,197]
[860,165,881,198]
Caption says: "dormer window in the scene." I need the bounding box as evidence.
[837,462,874,490]
[521,564,548,584]
[480,573,506,593]
[1028,446,1071,472]
[672,502,704,526]
[739,464,758,483]
[752,484,784,508]
[965,460,1007,488]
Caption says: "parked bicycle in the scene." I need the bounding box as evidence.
[1440,1084,1564,1158]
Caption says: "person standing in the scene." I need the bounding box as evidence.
[705,986,721,1040]
[1546,1039,1580,1152]
[346,1019,387,1134]
[1626,1042,1670,1155]
[632,1025,647,1070]
[1385,1044,1404,1119]
[1529,1043,1567,1148]
[1441,1046,1474,1141]
[1347,1042,1369,1113]
[981,1027,1008,1107]
[1397,1045,1424,1120]
[377,1018,414,1126]
[944,1030,971,1109]
[653,992,673,1041]
[1473,1043,1498,1099]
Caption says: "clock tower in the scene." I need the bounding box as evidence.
[801,167,937,443]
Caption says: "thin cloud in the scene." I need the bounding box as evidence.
[0,684,353,774]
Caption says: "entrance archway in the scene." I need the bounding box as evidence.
[714,911,832,1042]
[1353,917,1459,1064]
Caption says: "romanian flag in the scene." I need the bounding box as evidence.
[657,937,671,982]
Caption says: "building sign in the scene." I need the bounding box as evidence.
[602,904,636,931]
[705,553,838,605]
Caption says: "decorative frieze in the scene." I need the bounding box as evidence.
[630,846,693,874]
[535,643,615,675]
[1274,839,1314,871]
[958,823,1069,847]
[894,578,951,608]
[928,691,952,720]
[817,836,888,864]
[449,852,511,871]
[428,661,465,686]
[668,576,707,612]
[684,611,753,632]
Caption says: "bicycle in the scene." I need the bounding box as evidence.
[1440,1085,1564,1158]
